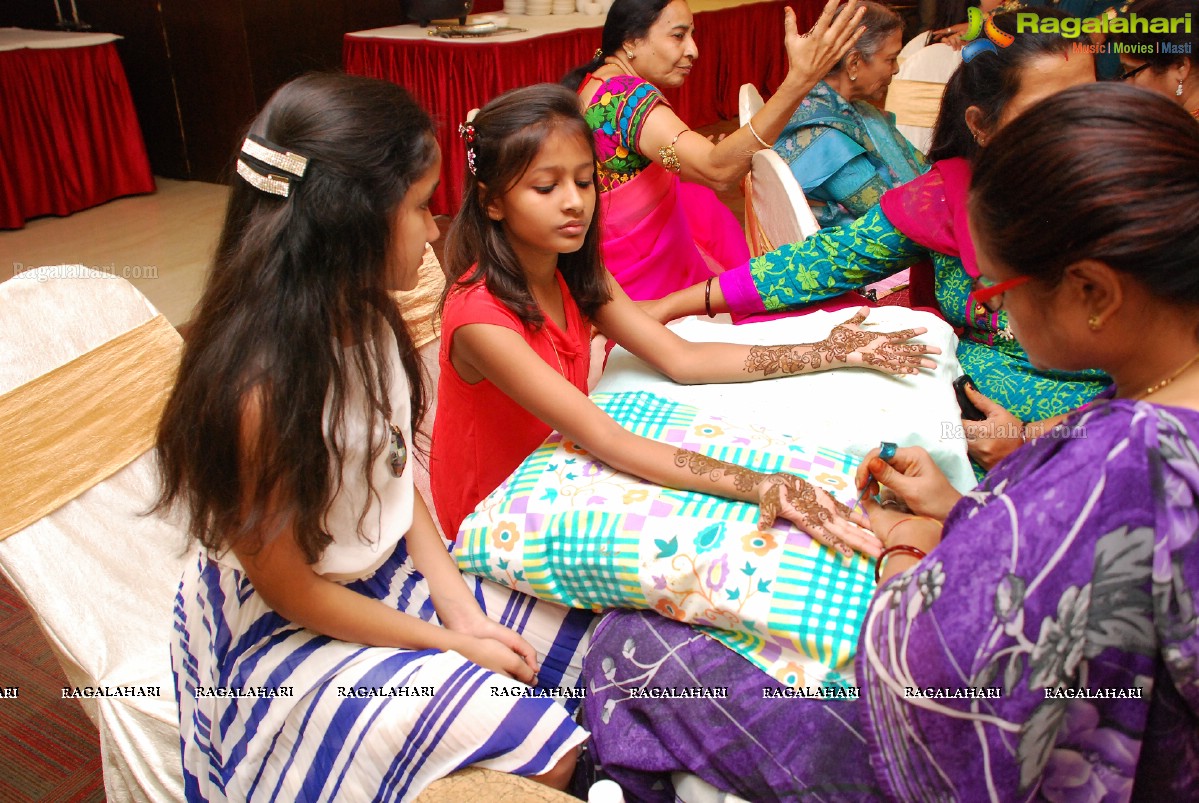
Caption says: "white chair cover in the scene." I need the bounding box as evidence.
[749,147,821,252]
[890,42,961,154]
[739,82,820,255]
[737,82,763,127]
[0,267,187,802]
[897,30,932,64]
[897,40,962,83]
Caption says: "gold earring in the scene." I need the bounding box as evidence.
[624,49,635,60]
[1088,315,1101,331]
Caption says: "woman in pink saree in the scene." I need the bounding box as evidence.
[563,0,866,300]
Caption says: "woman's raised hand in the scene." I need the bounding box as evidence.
[756,473,881,558]
[854,445,960,522]
[783,0,867,90]
[821,308,941,375]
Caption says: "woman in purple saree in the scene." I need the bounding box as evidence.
[562,0,866,300]
[579,85,1199,802]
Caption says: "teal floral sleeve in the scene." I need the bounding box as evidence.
[749,204,926,311]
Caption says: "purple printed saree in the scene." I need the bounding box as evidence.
[580,400,1199,801]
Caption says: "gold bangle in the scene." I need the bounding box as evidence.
[659,128,688,173]
[747,118,770,149]
[882,515,941,544]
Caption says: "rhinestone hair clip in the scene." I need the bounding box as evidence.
[458,122,478,176]
[236,135,310,198]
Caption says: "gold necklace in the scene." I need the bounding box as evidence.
[545,329,565,376]
[1133,351,1199,399]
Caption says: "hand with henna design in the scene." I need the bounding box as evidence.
[756,474,880,558]
[672,450,875,555]
[743,308,940,378]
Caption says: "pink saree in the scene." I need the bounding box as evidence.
[600,161,749,301]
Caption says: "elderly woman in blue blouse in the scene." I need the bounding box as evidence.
[774,1,927,230]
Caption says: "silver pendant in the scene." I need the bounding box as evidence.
[388,423,408,477]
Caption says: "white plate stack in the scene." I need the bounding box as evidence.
[524,0,552,15]
[503,0,526,15]
[552,0,575,13]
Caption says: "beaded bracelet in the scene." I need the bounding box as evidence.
[705,277,715,318]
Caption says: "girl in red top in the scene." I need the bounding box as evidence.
[430,83,938,548]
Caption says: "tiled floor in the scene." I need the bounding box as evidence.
[2,178,228,326]
[0,117,744,329]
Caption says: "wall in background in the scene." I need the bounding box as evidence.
[2,0,403,182]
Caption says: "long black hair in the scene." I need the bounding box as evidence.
[971,83,1199,303]
[156,72,437,563]
[928,8,1081,163]
[562,0,672,90]
[444,83,611,326]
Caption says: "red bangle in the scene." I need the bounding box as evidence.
[875,544,927,582]
[704,277,715,318]
[882,515,940,544]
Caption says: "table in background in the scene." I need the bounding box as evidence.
[344,0,820,215]
[0,28,155,230]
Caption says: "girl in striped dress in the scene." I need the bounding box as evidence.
[154,73,592,801]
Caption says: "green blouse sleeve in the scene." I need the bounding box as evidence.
[749,204,928,311]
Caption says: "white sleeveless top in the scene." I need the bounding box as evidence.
[313,328,415,581]
[208,329,415,580]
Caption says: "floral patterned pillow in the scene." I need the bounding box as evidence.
[454,391,876,689]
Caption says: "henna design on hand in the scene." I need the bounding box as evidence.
[742,310,934,377]
[674,449,856,555]
[673,449,765,493]
[744,344,826,376]
[757,474,854,555]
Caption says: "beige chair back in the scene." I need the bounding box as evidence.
[0,267,188,802]
[889,42,960,154]
[747,148,821,256]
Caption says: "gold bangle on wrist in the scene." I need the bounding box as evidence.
[747,118,770,149]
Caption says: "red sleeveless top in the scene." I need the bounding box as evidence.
[430,272,591,536]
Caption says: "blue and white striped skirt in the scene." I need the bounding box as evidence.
[171,542,595,801]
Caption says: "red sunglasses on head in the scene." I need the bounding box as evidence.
[971,275,1031,306]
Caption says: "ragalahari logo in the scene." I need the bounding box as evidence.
[961,7,1015,62]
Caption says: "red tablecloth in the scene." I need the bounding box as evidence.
[344,0,819,215]
[0,42,155,230]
